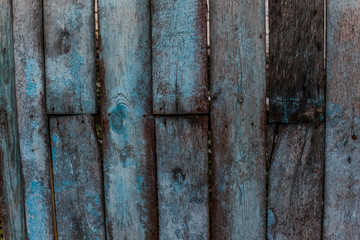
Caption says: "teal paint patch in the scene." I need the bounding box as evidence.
[25,58,41,97]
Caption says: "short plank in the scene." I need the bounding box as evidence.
[156,116,209,239]
[324,1,360,239]
[98,0,158,238]
[0,0,26,238]
[152,0,208,114]
[44,0,96,114]
[50,115,105,239]
[267,124,324,240]
[210,0,267,238]
[268,0,325,123]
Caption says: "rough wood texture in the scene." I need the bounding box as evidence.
[98,0,157,238]
[44,0,96,114]
[152,0,208,114]
[324,1,360,239]
[156,116,209,239]
[267,124,324,240]
[268,0,325,123]
[50,115,105,239]
[0,0,26,238]
[210,0,266,238]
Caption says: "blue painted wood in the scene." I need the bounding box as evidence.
[50,115,105,239]
[0,0,26,238]
[152,0,208,114]
[156,116,209,239]
[324,1,360,238]
[210,0,267,238]
[44,0,96,114]
[98,0,157,238]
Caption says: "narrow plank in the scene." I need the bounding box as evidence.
[267,124,324,240]
[152,0,208,114]
[156,116,209,239]
[98,0,157,238]
[324,1,360,239]
[49,115,105,239]
[0,0,26,238]
[210,0,267,238]
[44,0,96,114]
[268,0,325,123]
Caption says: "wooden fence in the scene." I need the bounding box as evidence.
[0,0,359,239]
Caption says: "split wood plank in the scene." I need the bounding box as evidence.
[156,116,209,239]
[98,0,158,238]
[268,0,325,123]
[267,124,324,240]
[152,0,208,114]
[210,0,267,239]
[44,0,96,114]
[0,0,26,238]
[324,1,360,239]
[49,115,105,239]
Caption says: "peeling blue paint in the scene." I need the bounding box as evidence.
[25,58,41,97]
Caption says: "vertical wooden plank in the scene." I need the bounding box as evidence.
[152,0,208,114]
[210,0,266,238]
[49,115,105,239]
[98,0,157,239]
[44,0,96,114]
[156,116,209,239]
[324,1,360,239]
[0,0,26,238]
[267,124,324,240]
[268,0,325,123]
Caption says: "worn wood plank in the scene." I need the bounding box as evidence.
[152,0,208,114]
[210,0,266,238]
[44,0,96,114]
[98,0,157,238]
[0,0,26,238]
[268,0,325,123]
[324,1,360,239]
[267,124,324,240]
[49,115,105,239]
[156,116,209,239]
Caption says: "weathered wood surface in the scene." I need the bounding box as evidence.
[268,0,325,123]
[98,0,157,238]
[0,0,26,238]
[44,0,96,114]
[156,116,209,239]
[324,1,360,239]
[210,0,266,238]
[152,0,208,114]
[50,115,105,239]
[267,124,324,240]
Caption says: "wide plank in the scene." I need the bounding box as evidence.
[156,116,209,239]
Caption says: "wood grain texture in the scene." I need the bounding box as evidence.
[324,1,360,239]
[98,0,157,238]
[156,116,209,239]
[44,0,96,114]
[50,115,105,239]
[268,0,325,123]
[267,124,324,240]
[210,0,267,239]
[152,0,208,114]
[0,0,26,238]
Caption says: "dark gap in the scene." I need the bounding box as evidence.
[0,221,3,240]
[265,1,270,239]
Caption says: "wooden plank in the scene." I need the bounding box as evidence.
[324,1,360,238]
[0,0,26,238]
[268,0,325,123]
[98,0,157,238]
[152,0,208,114]
[155,116,209,239]
[210,0,266,238]
[267,124,324,240]
[44,0,96,114]
[49,115,105,239]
